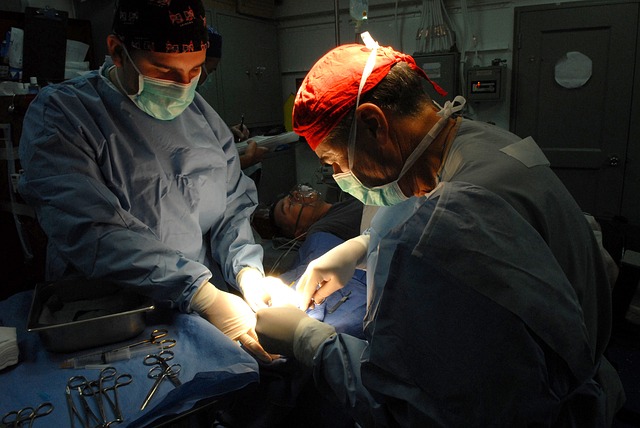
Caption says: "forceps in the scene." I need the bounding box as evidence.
[2,402,53,427]
[143,350,181,387]
[97,367,133,423]
[66,369,132,428]
[66,375,101,428]
[140,351,182,410]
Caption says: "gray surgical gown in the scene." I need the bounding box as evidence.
[308,120,624,427]
[18,61,262,312]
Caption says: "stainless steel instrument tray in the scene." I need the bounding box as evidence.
[27,279,154,353]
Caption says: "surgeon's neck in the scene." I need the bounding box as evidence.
[399,106,459,197]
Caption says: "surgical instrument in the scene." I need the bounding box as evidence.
[2,402,53,427]
[124,328,174,348]
[98,367,132,423]
[65,377,85,428]
[66,375,102,428]
[103,329,176,355]
[140,355,182,410]
[65,368,132,428]
[143,350,182,387]
[327,290,352,314]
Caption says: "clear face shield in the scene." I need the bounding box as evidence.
[287,184,321,237]
[288,184,320,207]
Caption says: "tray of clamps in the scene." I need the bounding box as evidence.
[27,278,155,353]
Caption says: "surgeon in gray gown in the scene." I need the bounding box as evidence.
[256,35,625,426]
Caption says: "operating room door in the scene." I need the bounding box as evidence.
[510,1,638,219]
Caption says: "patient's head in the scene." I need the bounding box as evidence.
[270,184,332,239]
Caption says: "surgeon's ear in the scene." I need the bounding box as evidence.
[106,35,125,67]
[356,103,391,145]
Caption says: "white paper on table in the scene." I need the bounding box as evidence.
[8,27,23,69]
[66,39,89,62]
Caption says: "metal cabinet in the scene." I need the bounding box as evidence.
[202,12,283,129]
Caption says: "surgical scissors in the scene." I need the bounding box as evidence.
[2,402,53,427]
[140,351,182,410]
[110,328,176,353]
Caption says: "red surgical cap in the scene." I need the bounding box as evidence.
[293,43,447,150]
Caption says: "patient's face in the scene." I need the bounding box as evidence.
[273,186,323,238]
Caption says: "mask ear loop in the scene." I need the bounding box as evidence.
[119,44,144,96]
[347,32,379,171]
[198,65,209,85]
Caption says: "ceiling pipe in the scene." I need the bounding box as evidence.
[334,0,340,46]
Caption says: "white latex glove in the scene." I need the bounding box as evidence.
[237,267,299,311]
[237,267,270,311]
[297,234,370,310]
[191,282,273,362]
[261,276,299,308]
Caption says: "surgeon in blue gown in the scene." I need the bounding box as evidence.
[255,36,625,426]
[18,0,296,362]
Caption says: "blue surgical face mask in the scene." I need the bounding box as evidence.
[115,46,200,121]
[333,32,466,206]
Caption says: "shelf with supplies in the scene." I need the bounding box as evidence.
[0,9,95,84]
[1,93,47,301]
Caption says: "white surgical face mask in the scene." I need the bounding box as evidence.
[332,32,466,206]
[115,46,200,121]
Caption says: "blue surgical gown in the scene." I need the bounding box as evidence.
[18,61,263,312]
[307,120,624,427]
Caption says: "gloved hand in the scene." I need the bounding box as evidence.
[256,306,336,366]
[296,234,370,310]
[261,276,299,308]
[237,267,270,311]
[191,281,273,362]
[237,267,299,311]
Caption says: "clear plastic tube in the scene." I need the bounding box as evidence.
[61,342,162,369]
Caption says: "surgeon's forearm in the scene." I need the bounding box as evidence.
[313,334,379,428]
[31,199,212,312]
[213,170,263,288]
[351,234,370,269]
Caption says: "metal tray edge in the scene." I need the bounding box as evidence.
[26,304,155,332]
